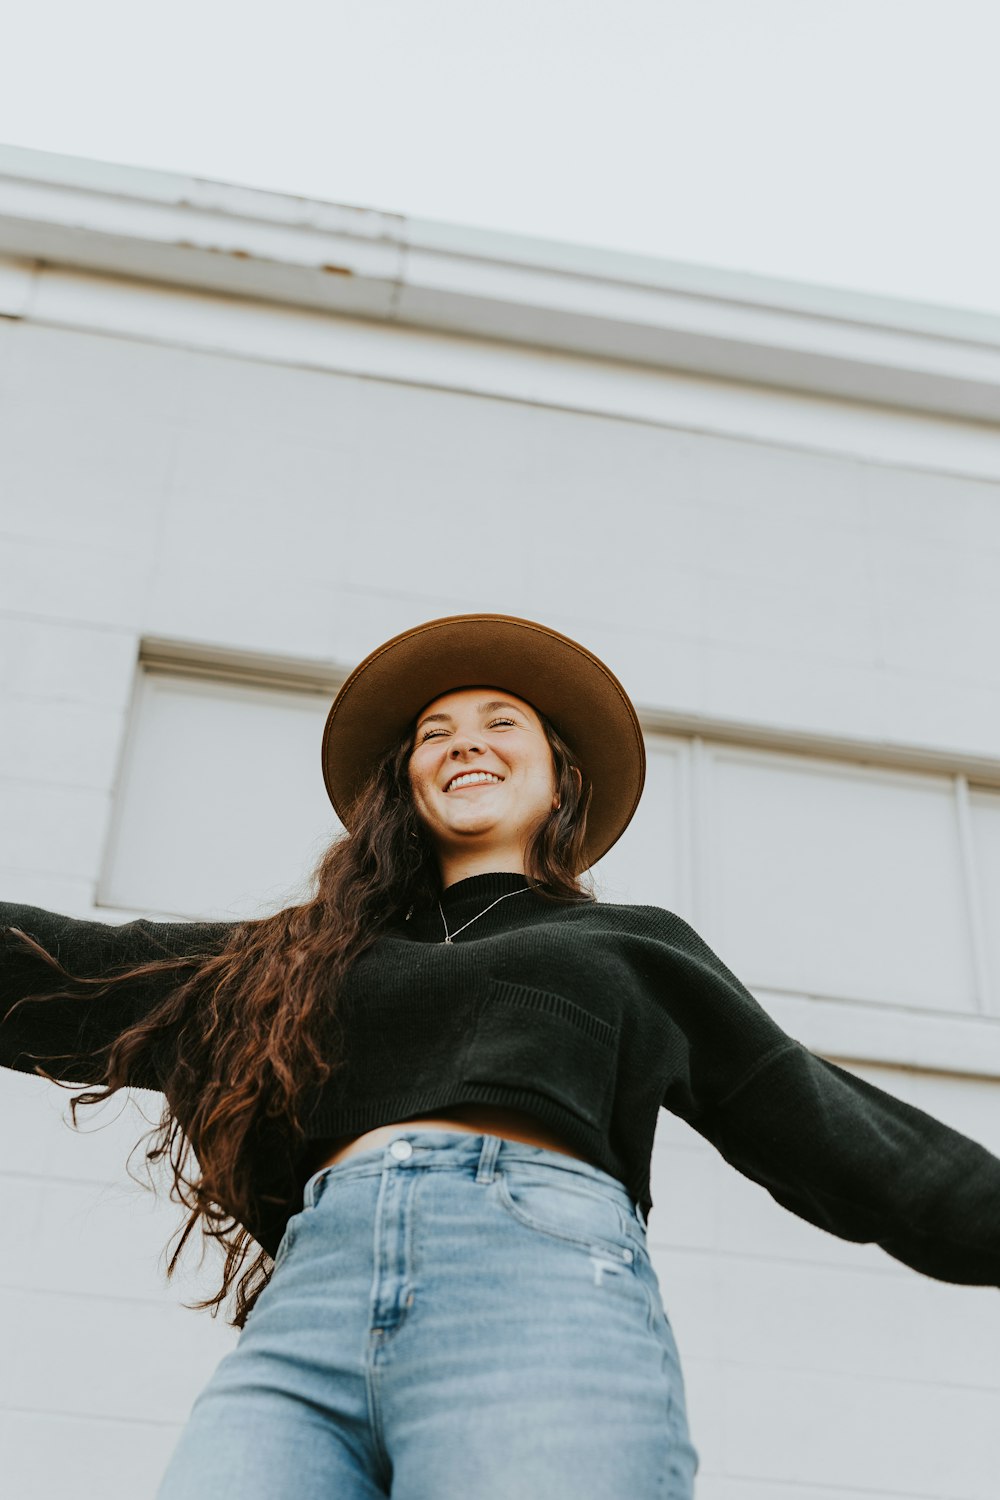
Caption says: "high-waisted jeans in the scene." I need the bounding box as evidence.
[156,1128,699,1499]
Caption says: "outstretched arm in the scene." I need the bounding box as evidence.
[675,1040,1000,1286]
[651,908,1000,1287]
[1,902,234,1090]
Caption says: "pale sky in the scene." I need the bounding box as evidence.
[3,0,1000,315]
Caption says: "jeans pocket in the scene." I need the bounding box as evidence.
[494,1166,640,1261]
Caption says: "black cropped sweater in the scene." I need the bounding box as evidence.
[2,871,999,1283]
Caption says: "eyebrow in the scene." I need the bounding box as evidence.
[415,699,526,732]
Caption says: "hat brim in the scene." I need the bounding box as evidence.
[321,613,645,873]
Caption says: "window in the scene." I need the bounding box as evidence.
[592,737,1000,1031]
[99,667,341,920]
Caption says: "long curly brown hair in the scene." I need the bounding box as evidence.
[4,705,594,1328]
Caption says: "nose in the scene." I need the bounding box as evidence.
[449,738,483,757]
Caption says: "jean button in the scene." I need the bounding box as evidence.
[389,1139,413,1160]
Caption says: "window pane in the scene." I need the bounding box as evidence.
[591,739,687,909]
[707,748,978,1015]
[99,672,341,919]
[969,786,1000,1016]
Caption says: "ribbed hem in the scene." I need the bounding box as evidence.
[301,1082,651,1218]
[306,1082,592,1136]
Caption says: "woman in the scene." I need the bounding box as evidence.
[2,612,999,1500]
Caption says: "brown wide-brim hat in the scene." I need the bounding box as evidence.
[321,612,645,872]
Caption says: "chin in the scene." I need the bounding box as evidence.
[445,818,500,834]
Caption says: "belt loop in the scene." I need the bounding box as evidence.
[475,1133,503,1183]
[635,1200,648,1230]
[304,1164,334,1208]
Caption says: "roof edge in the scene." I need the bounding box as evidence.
[1,141,999,421]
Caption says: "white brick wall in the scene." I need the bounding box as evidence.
[2,286,1000,1499]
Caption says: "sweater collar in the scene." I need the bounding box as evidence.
[403,870,535,942]
[439,871,533,908]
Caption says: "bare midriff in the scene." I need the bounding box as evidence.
[304,1103,595,1176]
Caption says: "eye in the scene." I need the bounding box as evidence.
[419,716,518,743]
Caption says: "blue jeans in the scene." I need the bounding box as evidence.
[156,1128,699,1499]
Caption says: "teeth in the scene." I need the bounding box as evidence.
[447,772,502,792]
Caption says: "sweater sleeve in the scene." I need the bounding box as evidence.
[0,902,235,1091]
[653,910,1000,1287]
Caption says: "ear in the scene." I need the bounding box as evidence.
[554,765,583,811]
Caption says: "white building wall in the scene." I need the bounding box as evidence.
[1,155,999,1499]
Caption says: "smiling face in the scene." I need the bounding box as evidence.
[407,685,560,887]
